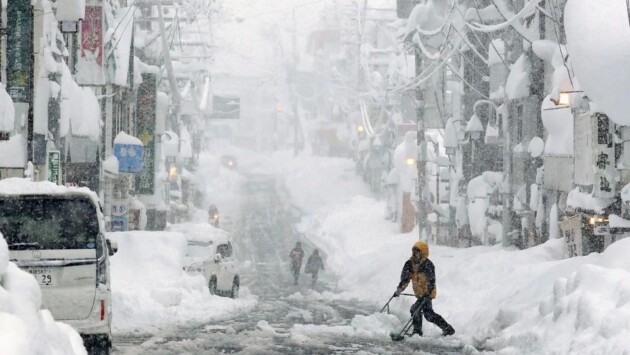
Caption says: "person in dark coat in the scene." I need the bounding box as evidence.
[394,240,455,337]
[305,249,325,287]
[289,242,305,285]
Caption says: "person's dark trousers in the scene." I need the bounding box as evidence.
[410,297,453,335]
[310,271,319,287]
[291,263,301,285]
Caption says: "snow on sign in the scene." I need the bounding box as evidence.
[211,95,240,119]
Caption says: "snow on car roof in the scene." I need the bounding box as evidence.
[0,178,99,200]
[0,178,105,231]
[167,222,231,245]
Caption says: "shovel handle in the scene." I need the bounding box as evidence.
[380,294,395,313]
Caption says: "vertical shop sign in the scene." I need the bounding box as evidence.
[46,150,61,185]
[111,199,129,232]
[592,113,617,198]
[76,5,105,85]
[135,73,157,194]
[560,215,583,258]
[6,1,33,103]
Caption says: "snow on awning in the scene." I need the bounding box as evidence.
[0,83,15,132]
[60,64,101,141]
[55,0,85,21]
[566,187,614,214]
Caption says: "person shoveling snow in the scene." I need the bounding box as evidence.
[391,241,455,340]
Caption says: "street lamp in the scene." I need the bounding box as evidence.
[465,114,484,141]
[357,124,365,133]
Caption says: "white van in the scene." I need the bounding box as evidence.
[0,179,113,354]
[174,223,240,298]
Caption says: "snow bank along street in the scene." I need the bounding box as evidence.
[0,235,86,355]
[4,0,630,354]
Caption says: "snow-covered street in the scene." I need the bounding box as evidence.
[107,150,630,354]
[110,167,466,354]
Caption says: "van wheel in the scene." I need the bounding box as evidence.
[230,276,240,299]
[209,276,217,295]
[84,335,111,355]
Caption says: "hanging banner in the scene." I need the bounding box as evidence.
[6,1,33,103]
[592,113,617,198]
[135,73,157,194]
[76,5,105,85]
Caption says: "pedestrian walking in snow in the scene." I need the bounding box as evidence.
[305,249,325,287]
[393,241,455,337]
[289,242,305,285]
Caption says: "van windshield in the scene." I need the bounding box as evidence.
[0,196,99,250]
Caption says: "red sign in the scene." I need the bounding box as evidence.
[76,5,105,85]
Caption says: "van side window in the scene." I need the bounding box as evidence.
[217,243,232,258]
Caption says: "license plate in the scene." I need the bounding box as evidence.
[28,268,55,286]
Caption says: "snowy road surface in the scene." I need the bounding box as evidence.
[112,176,465,354]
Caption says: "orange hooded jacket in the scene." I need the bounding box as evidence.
[397,240,437,299]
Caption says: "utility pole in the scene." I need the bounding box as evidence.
[415,51,426,240]
[291,6,301,156]
[157,0,182,112]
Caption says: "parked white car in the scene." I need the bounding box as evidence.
[171,223,240,298]
[0,179,114,354]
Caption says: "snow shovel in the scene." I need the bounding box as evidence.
[380,293,416,314]
[390,297,427,341]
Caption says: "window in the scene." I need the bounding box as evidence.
[216,242,233,258]
[0,197,99,250]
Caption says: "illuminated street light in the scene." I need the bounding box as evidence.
[169,166,178,182]
[357,125,365,133]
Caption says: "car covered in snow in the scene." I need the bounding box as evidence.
[0,178,115,354]
[169,223,240,298]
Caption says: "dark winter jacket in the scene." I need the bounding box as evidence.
[289,247,304,265]
[397,241,437,299]
[305,253,324,274]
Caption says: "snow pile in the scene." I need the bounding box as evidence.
[291,313,401,339]
[0,235,87,355]
[107,227,256,333]
[271,152,630,352]
[496,239,630,353]
[565,0,630,126]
